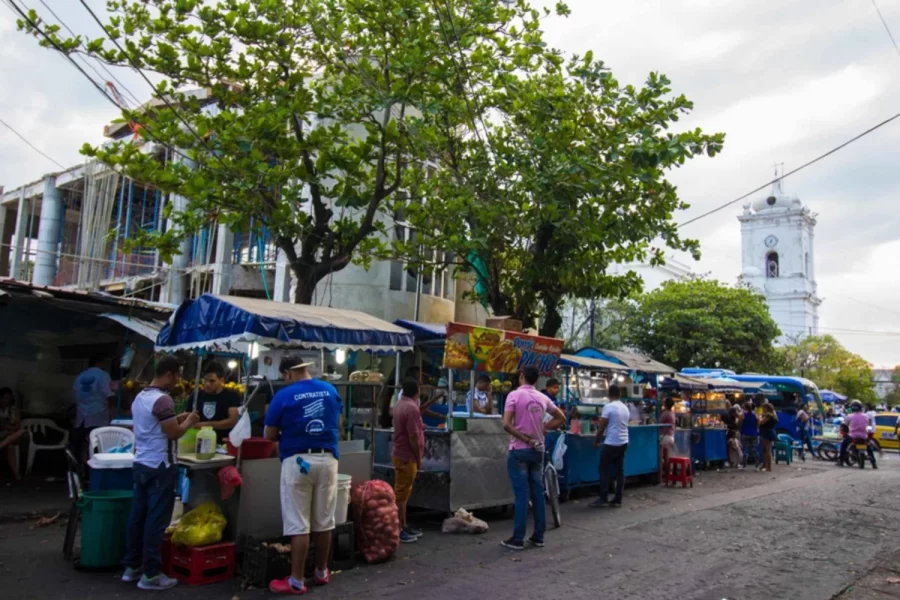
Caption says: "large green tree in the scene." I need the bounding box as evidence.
[778,335,877,404]
[19,0,557,303]
[394,50,724,335]
[624,278,781,372]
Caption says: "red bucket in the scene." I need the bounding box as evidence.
[226,437,275,460]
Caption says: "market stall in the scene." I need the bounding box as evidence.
[365,321,562,512]
[547,353,670,496]
[155,293,414,546]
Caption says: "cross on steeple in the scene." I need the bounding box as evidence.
[772,162,785,194]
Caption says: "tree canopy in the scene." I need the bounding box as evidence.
[20,0,562,303]
[624,278,781,372]
[386,40,724,335]
[778,335,878,404]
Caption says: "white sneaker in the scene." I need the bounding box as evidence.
[121,567,143,583]
[137,574,178,590]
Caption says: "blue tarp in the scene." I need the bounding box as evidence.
[156,294,414,353]
[393,320,446,343]
[819,389,847,403]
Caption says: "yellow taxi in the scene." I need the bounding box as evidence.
[873,412,900,451]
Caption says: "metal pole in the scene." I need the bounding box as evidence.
[191,350,205,413]
[589,298,596,347]
[447,370,454,432]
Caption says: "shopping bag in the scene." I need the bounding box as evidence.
[228,408,251,447]
[551,433,567,471]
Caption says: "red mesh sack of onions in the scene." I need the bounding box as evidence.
[350,480,400,563]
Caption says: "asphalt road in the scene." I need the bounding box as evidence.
[2,456,899,599]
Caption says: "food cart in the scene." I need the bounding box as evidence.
[363,321,563,512]
[546,352,672,496]
[154,293,414,545]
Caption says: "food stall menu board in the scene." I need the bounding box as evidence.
[442,322,563,375]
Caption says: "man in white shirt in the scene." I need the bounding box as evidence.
[591,384,630,508]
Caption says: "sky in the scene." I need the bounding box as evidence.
[0,0,899,367]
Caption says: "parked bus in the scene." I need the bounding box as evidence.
[728,374,824,439]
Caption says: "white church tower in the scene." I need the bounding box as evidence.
[738,171,821,342]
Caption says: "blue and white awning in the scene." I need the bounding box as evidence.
[156,294,413,353]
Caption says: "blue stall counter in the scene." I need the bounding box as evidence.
[546,424,664,495]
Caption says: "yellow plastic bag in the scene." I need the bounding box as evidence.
[171,501,227,547]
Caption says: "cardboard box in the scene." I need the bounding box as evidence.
[486,316,523,332]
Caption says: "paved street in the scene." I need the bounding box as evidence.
[2,457,900,599]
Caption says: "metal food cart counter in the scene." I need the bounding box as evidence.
[357,415,512,512]
[545,424,665,496]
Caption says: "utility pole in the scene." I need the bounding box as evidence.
[589,298,597,347]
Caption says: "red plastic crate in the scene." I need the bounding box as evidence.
[161,535,172,576]
[169,541,235,586]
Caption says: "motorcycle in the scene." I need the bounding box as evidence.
[847,438,869,469]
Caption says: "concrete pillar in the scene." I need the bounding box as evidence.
[33,176,64,287]
[272,245,293,302]
[9,190,28,280]
[159,155,194,305]
[211,223,234,295]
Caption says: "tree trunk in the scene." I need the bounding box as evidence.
[539,296,564,339]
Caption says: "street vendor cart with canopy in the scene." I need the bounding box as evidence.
[155,293,414,546]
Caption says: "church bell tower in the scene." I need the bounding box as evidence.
[738,168,821,342]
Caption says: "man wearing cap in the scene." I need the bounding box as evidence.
[265,356,343,595]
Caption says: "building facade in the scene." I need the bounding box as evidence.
[738,179,821,342]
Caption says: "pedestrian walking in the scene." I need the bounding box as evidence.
[264,355,343,594]
[658,397,676,480]
[122,355,199,591]
[500,366,565,551]
[758,402,778,472]
[392,378,424,544]
[591,384,630,508]
[740,399,760,470]
[726,404,743,468]
[794,403,816,461]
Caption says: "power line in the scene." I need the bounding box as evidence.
[678,109,900,228]
[830,292,900,319]
[37,0,142,107]
[76,0,222,165]
[871,0,900,61]
[0,116,66,169]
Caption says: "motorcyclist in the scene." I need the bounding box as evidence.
[839,400,877,468]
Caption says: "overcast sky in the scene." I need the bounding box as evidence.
[1,0,899,368]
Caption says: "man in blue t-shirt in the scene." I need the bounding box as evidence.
[264,356,343,595]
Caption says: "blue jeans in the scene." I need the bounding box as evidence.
[123,463,178,577]
[507,449,545,544]
[797,427,815,458]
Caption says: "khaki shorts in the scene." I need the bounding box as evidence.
[280,453,339,536]
[392,457,418,504]
[660,434,676,453]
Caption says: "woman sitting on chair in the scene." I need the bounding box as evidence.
[0,388,26,481]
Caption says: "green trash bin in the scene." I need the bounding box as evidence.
[77,490,134,568]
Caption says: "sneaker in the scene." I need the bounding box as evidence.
[404,527,423,538]
[737,465,745,471]
[313,569,331,586]
[269,577,307,595]
[400,530,418,544]
[501,538,524,551]
[589,498,608,508]
[137,574,178,591]
[121,567,142,583]
[610,502,622,508]
[527,537,544,548]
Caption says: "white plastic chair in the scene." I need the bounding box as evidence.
[88,426,135,458]
[20,418,70,476]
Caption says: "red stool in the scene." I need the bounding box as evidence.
[665,457,693,488]
[169,541,235,585]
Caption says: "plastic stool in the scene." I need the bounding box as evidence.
[774,441,793,465]
[170,541,235,585]
[665,457,693,488]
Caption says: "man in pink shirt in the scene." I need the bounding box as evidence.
[501,366,565,551]
[840,400,877,468]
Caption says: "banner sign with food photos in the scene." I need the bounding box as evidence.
[442,322,563,375]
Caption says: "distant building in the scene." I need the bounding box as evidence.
[738,176,821,342]
[874,368,895,400]
[608,255,693,292]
